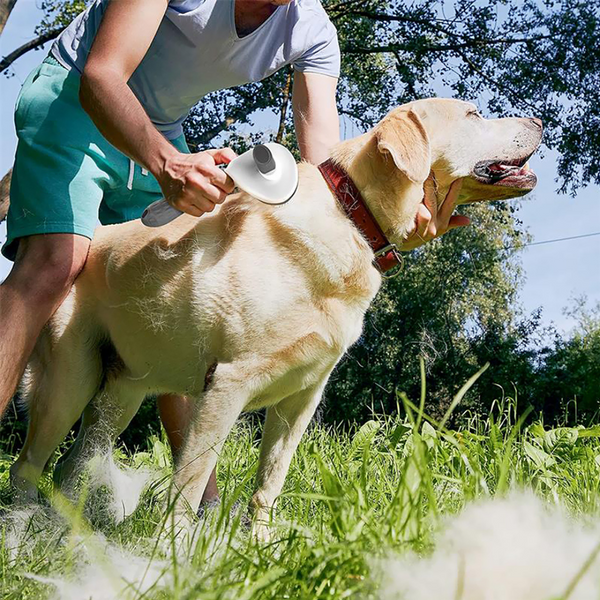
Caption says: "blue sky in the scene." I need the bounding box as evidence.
[1,0,599,335]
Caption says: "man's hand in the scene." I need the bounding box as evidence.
[400,177,471,251]
[158,148,237,217]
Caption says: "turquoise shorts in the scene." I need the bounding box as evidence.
[3,56,189,261]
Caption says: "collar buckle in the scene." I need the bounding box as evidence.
[374,244,403,278]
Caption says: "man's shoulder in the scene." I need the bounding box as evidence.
[296,0,333,19]
[288,0,340,77]
[295,0,329,13]
[293,0,337,38]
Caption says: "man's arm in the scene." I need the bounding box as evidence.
[292,71,340,164]
[80,0,234,216]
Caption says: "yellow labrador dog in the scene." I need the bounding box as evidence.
[11,99,542,533]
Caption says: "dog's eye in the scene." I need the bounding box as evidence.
[467,109,482,119]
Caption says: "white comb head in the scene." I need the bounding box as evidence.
[225,143,298,205]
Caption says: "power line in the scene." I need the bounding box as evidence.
[523,231,600,248]
[450,231,600,261]
[504,231,600,251]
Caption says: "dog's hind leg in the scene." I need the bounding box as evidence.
[10,324,103,502]
[53,376,147,492]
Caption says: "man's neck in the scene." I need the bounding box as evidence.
[236,0,278,7]
[235,0,279,37]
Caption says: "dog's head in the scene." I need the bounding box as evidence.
[334,98,543,242]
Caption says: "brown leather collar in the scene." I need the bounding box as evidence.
[318,159,402,274]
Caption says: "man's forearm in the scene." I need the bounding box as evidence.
[294,98,340,164]
[80,67,178,178]
[297,116,340,164]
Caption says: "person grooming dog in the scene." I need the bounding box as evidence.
[0,0,468,503]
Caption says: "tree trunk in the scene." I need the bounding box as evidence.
[0,168,11,222]
[0,0,17,35]
[275,68,293,144]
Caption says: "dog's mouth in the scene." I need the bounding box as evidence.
[472,155,537,190]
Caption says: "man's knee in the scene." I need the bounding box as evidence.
[9,234,90,302]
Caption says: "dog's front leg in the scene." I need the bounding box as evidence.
[251,379,328,540]
[171,365,252,523]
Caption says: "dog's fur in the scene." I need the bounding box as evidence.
[11,99,542,535]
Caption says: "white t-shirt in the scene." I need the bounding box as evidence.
[51,0,341,139]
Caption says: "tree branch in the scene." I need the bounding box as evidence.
[343,36,552,56]
[0,27,64,73]
[330,8,465,39]
[326,0,368,17]
[339,108,375,128]
[186,102,260,151]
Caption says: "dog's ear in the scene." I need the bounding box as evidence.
[375,109,431,183]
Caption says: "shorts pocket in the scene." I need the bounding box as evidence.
[14,65,43,131]
[14,60,66,132]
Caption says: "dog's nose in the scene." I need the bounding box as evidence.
[529,117,543,130]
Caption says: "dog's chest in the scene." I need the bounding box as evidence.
[211,249,374,351]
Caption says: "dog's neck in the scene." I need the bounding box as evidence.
[329,135,426,246]
[250,163,381,304]
[318,159,401,273]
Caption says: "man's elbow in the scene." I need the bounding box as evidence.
[302,111,340,145]
[79,63,123,111]
[80,64,100,112]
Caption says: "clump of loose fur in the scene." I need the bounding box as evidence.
[86,453,154,524]
[376,493,600,600]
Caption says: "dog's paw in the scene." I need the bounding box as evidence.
[8,470,39,506]
[196,499,253,531]
[196,498,220,520]
[251,519,274,543]
[162,510,196,543]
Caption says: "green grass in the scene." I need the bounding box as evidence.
[1,386,600,599]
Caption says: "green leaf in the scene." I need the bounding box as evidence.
[524,441,556,470]
[543,428,579,451]
[389,423,410,448]
[421,421,437,450]
[352,420,380,450]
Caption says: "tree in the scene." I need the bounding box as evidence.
[0,0,18,35]
[534,299,600,422]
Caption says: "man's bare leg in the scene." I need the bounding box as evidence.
[0,234,90,417]
[157,393,219,503]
